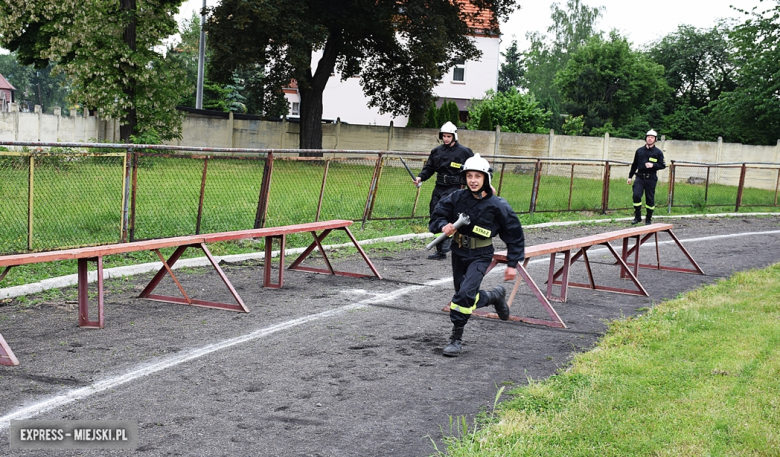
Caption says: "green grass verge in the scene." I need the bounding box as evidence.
[438,263,780,456]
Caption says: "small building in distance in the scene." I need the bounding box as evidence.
[0,73,16,112]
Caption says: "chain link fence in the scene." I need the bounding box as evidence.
[1,141,779,256]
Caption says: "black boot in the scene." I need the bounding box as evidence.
[631,207,642,225]
[443,326,464,357]
[485,285,509,320]
[645,209,654,225]
[427,245,447,260]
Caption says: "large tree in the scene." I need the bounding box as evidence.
[205,0,518,150]
[0,0,189,142]
[520,0,604,132]
[709,2,780,145]
[497,39,523,93]
[555,31,670,135]
[647,23,735,110]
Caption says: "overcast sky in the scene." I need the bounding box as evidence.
[1,0,770,55]
[499,0,769,51]
[176,0,770,52]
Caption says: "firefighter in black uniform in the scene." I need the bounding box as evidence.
[628,129,666,225]
[429,154,525,357]
[413,121,474,260]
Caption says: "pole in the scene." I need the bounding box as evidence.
[195,0,207,109]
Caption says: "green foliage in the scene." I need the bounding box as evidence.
[520,0,604,132]
[0,54,70,113]
[166,13,286,117]
[442,99,460,125]
[205,0,518,148]
[708,2,780,145]
[477,105,494,131]
[466,89,551,133]
[0,0,190,142]
[561,115,584,135]
[417,99,460,129]
[555,32,671,135]
[421,101,439,129]
[647,23,734,110]
[497,39,523,93]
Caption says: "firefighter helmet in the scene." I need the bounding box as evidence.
[461,153,493,193]
[439,121,458,142]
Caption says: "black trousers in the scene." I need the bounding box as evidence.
[632,175,658,210]
[448,251,492,328]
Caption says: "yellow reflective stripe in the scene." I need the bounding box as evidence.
[450,162,462,168]
[645,205,655,210]
[450,293,479,314]
[649,157,658,162]
[472,225,491,238]
[633,202,643,207]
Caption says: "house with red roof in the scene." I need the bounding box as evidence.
[283,0,501,126]
[0,73,15,112]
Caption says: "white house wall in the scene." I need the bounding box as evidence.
[299,34,500,127]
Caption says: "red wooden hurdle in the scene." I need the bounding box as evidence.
[445,223,704,329]
[0,220,381,366]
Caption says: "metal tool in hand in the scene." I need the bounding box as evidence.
[426,213,470,250]
[399,157,422,188]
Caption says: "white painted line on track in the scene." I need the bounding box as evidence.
[0,278,438,432]
[2,228,780,432]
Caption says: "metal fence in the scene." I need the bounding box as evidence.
[1,141,779,255]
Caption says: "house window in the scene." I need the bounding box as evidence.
[453,60,466,82]
[291,102,300,115]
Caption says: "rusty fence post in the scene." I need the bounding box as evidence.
[254,153,274,229]
[27,152,34,251]
[120,147,133,243]
[529,159,542,215]
[735,163,747,212]
[362,153,384,228]
[129,152,139,242]
[195,157,209,234]
[315,159,331,222]
[601,161,611,215]
[667,161,675,214]
[496,162,506,197]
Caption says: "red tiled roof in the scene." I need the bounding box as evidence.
[0,73,16,91]
[456,0,499,35]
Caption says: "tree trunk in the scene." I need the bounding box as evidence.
[298,85,324,154]
[297,31,342,154]
[120,0,137,143]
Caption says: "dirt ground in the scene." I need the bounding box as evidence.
[1,215,780,456]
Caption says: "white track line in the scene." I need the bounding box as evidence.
[2,228,780,432]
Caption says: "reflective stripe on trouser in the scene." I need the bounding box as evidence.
[450,293,479,314]
[632,175,657,209]
[449,253,492,327]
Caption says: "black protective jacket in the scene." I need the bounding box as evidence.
[629,145,666,178]
[429,189,525,268]
[418,142,474,186]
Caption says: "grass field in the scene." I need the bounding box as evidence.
[439,263,780,456]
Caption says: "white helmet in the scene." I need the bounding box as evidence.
[461,153,493,193]
[439,121,458,142]
[646,129,658,138]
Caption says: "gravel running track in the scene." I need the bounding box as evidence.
[1,215,779,456]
